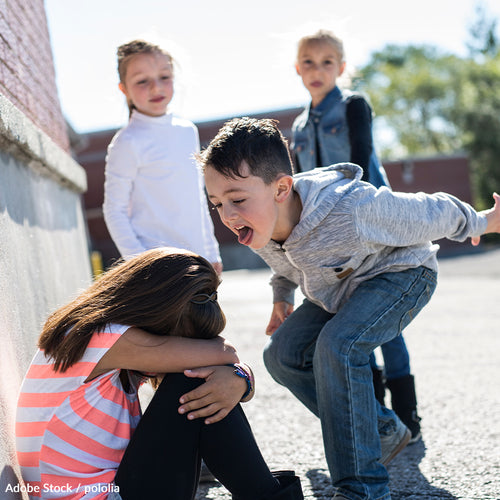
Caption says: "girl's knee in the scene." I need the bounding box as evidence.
[155,373,204,398]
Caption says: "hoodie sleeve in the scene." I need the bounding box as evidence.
[354,187,488,247]
[270,274,297,305]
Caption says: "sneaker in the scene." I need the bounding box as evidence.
[404,409,422,444]
[380,416,411,465]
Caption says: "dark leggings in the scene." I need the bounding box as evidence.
[115,373,280,500]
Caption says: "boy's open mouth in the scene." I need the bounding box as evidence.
[235,225,253,245]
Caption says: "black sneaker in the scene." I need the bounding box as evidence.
[403,409,422,444]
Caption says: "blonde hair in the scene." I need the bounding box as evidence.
[116,39,174,116]
[297,29,345,63]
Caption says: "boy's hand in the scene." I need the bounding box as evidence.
[265,301,294,336]
[471,192,500,246]
[178,365,246,424]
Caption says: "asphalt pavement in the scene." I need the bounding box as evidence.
[194,246,500,500]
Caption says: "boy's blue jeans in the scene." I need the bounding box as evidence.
[263,267,437,500]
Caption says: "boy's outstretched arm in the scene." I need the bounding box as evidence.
[266,301,294,336]
[471,192,500,246]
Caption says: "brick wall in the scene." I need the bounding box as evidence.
[0,0,69,151]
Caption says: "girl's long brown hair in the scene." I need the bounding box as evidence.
[39,248,225,372]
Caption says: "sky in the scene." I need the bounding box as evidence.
[44,0,500,134]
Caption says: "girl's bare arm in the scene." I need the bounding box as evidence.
[87,326,238,380]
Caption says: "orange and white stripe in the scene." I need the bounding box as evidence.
[16,324,142,499]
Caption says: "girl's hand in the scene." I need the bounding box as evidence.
[265,301,294,336]
[178,365,247,424]
[472,192,500,246]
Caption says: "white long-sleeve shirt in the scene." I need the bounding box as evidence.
[103,110,221,262]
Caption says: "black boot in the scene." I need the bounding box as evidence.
[371,367,386,406]
[232,470,303,500]
[386,374,421,444]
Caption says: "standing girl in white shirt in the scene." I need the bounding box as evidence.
[103,39,222,273]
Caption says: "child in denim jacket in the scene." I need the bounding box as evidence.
[292,30,420,441]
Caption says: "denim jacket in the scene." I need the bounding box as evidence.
[291,86,389,188]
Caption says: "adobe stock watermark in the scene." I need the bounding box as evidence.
[5,482,120,495]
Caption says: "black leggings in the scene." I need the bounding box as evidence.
[115,373,280,500]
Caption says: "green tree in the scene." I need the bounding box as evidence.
[353,45,463,158]
[458,4,500,209]
[451,51,500,209]
[354,7,500,210]
[466,2,498,58]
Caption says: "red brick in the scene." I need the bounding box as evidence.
[0,1,70,151]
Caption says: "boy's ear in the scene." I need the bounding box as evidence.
[295,62,301,76]
[275,175,294,203]
[339,61,347,76]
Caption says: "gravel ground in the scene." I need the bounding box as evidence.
[191,246,500,500]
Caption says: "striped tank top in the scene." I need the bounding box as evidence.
[16,324,143,499]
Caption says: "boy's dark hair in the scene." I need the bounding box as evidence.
[199,117,294,184]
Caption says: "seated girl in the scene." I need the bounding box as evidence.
[16,248,303,499]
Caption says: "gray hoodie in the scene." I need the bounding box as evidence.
[256,163,487,313]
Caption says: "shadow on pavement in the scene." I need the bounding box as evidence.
[305,468,335,498]
[387,439,458,499]
[0,466,24,500]
[304,440,458,499]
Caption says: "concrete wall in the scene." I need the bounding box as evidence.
[0,92,92,499]
[0,1,91,496]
